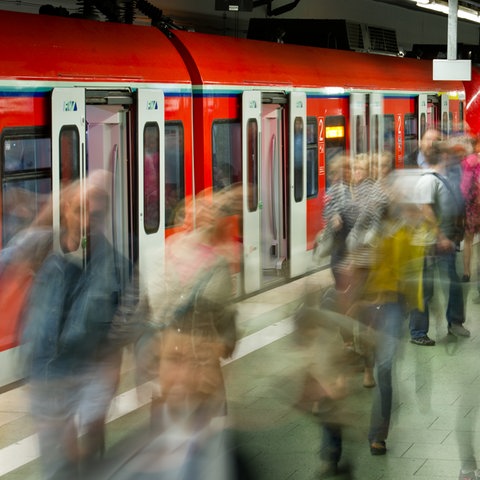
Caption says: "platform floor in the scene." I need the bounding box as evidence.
[1,265,480,480]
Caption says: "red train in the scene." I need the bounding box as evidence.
[0,9,476,387]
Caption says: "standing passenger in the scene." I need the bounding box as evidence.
[409,140,469,346]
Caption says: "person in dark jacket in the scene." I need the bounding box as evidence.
[22,174,130,480]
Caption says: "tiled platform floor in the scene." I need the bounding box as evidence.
[1,265,480,480]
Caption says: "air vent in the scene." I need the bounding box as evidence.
[367,25,398,54]
[346,22,364,51]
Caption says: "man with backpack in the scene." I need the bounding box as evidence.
[409,140,469,346]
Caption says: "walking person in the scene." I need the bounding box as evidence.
[409,140,469,346]
[21,174,129,479]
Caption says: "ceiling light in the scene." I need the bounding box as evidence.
[416,0,480,23]
[417,1,449,15]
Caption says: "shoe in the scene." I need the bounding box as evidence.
[370,440,387,455]
[318,462,337,478]
[458,469,480,480]
[448,324,471,337]
[410,336,436,346]
[462,274,471,282]
[363,367,376,388]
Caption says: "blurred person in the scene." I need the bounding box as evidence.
[409,140,469,346]
[319,155,357,351]
[321,154,354,293]
[460,135,480,285]
[137,188,238,404]
[403,128,441,169]
[293,302,356,479]
[85,304,248,480]
[348,152,393,389]
[352,173,425,456]
[21,173,129,479]
[342,153,389,388]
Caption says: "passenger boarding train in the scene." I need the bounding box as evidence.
[0,9,477,388]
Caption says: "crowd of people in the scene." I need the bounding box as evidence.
[1,128,480,479]
[318,128,480,478]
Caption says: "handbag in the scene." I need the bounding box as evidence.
[313,227,334,264]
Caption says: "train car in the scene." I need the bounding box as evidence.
[0,10,194,387]
[0,9,470,388]
[170,30,465,294]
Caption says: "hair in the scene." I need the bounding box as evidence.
[425,140,447,166]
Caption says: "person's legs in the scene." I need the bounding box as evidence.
[368,303,403,449]
[409,256,434,343]
[463,232,474,279]
[30,380,80,480]
[436,251,469,336]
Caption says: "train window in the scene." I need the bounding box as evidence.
[247,119,259,211]
[325,116,346,188]
[59,126,81,253]
[306,117,318,199]
[212,121,242,191]
[165,122,185,228]
[59,126,80,186]
[143,122,160,234]
[420,113,426,139]
[293,117,304,203]
[371,115,380,155]
[355,115,367,154]
[2,128,51,246]
[404,114,418,160]
[383,115,395,156]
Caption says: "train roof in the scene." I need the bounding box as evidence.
[173,30,464,93]
[0,10,191,85]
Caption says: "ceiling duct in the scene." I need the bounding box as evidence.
[247,18,400,55]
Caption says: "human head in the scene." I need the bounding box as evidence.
[157,305,234,415]
[352,153,371,185]
[378,151,394,179]
[424,140,447,167]
[419,128,441,157]
[327,154,347,185]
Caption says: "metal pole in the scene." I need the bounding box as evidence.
[448,0,458,60]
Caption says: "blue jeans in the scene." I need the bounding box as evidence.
[409,251,464,339]
[366,302,405,444]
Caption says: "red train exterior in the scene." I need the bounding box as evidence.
[0,9,470,387]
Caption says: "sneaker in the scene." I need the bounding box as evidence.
[410,335,436,346]
[449,324,471,337]
[370,440,387,455]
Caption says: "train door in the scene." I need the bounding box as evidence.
[441,93,450,135]
[260,93,287,283]
[350,93,367,156]
[369,93,384,157]
[84,89,134,291]
[242,90,307,293]
[242,91,261,294]
[418,93,428,139]
[288,91,307,277]
[136,89,165,292]
[52,87,155,292]
[51,88,87,260]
